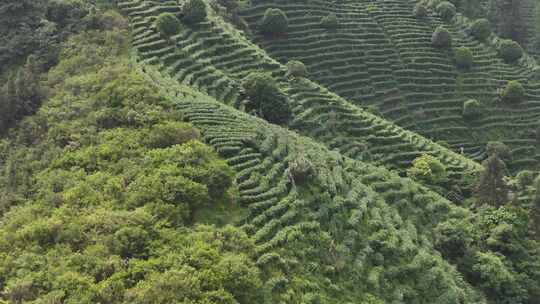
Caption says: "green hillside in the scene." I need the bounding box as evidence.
[241,0,540,173]
[118,0,481,198]
[1,0,540,303]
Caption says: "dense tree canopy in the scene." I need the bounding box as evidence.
[241,72,291,124]
[155,13,182,37]
[0,18,260,304]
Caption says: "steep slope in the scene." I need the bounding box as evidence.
[2,21,472,303]
[2,2,539,303]
[240,0,540,173]
[118,0,481,199]
[139,60,487,303]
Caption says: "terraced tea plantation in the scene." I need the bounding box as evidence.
[119,0,482,195]
[241,0,540,172]
[4,0,540,302]
[5,0,534,302]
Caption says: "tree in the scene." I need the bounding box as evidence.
[436,1,456,21]
[435,218,474,260]
[532,176,540,234]
[486,141,511,161]
[432,26,452,48]
[181,0,207,25]
[0,0,82,67]
[501,80,525,103]
[286,60,308,78]
[320,13,338,29]
[408,154,448,185]
[498,39,523,63]
[471,18,491,41]
[242,72,291,124]
[475,154,508,206]
[472,251,527,302]
[413,3,428,19]
[288,155,314,186]
[0,75,17,133]
[0,55,43,133]
[144,121,200,148]
[260,8,288,35]
[155,13,181,37]
[462,99,481,119]
[454,46,473,69]
[515,170,534,191]
[488,0,527,43]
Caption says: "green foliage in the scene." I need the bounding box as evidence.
[475,155,508,206]
[454,46,473,69]
[286,60,308,78]
[0,55,44,134]
[471,18,491,41]
[181,0,207,25]
[242,71,278,103]
[144,121,200,149]
[457,0,484,18]
[501,80,525,103]
[462,99,482,119]
[46,0,88,25]
[435,205,540,303]
[413,2,428,18]
[260,8,288,35]
[242,72,291,124]
[472,251,527,302]
[498,39,523,63]
[288,155,314,185]
[155,13,181,37]
[0,28,256,304]
[486,141,512,160]
[515,170,535,191]
[320,13,338,29]
[431,26,452,48]
[435,218,474,260]
[408,154,448,185]
[436,1,456,21]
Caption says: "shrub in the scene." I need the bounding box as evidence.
[432,26,452,48]
[408,154,448,185]
[155,13,181,37]
[289,156,314,185]
[242,72,291,124]
[501,80,525,103]
[454,46,473,69]
[286,60,308,78]
[144,121,200,148]
[436,1,456,21]
[516,170,535,190]
[499,39,523,63]
[413,3,428,18]
[260,8,288,35]
[471,18,491,41]
[486,141,511,160]
[242,72,279,102]
[475,155,509,206]
[182,0,207,24]
[462,99,481,119]
[112,226,150,259]
[320,13,338,29]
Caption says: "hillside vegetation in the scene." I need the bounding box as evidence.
[1,0,540,303]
